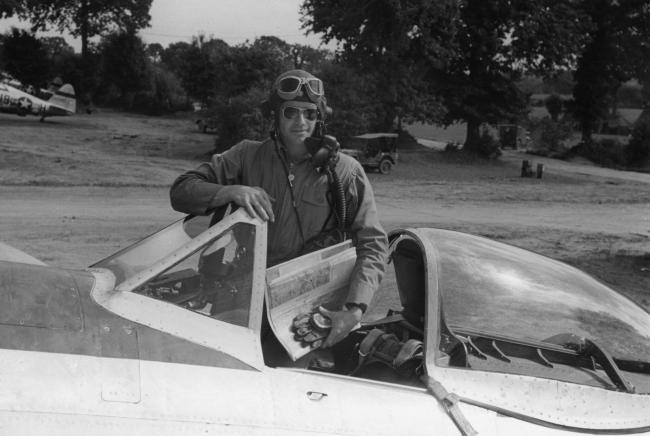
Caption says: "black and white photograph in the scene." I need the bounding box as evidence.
[1,0,649,434]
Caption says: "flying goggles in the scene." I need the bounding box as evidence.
[276,76,324,103]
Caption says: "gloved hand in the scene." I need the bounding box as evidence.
[319,306,362,348]
[292,311,332,349]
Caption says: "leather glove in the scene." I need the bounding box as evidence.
[292,311,332,349]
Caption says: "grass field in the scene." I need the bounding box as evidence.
[1,110,649,318]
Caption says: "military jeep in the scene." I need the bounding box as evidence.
[341,133,399,174]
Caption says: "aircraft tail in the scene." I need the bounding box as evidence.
[48,84,77,114]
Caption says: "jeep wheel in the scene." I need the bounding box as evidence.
[379,159,393,174]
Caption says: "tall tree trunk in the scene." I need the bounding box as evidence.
[80,0,89,60]
[464,118,481,152]
[79,0,91,107]
[380,104,397,132]
[581,122,593,143]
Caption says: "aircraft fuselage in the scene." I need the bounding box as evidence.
[0,82,75,119]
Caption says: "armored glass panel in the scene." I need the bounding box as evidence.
[93,215,211,284]
[132,223,256,327]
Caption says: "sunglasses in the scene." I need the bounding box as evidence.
[276,76,324,102]
[282,106,319,121]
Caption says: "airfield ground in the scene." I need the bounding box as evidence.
[1,110,649,318]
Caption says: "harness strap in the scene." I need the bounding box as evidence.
[350,328,424,377]
[361,314,405,327]
[422,376,478,436]
[275,141,307,246]
[393,339,423,368]
[358,329,385,357]
[349,329,385,376]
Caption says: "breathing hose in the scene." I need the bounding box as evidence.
[326,160,347,235]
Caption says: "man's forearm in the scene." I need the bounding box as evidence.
[170,172,224,215]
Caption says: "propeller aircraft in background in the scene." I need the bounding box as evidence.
[0,79,76,121]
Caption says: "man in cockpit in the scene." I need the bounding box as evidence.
[170,69,387,349]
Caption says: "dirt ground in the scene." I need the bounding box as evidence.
[1,110,649,314]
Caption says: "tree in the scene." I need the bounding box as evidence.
[40,36,74,72]
[224,36,293,97]
[160,41,193,76]
[290,44,330,71]
[626,109,650,167]
[93,32,187,114]
[203,36,295,105]
[96,30,150,109]
[318,61,375,137]
[19,0,152,61]
[145,42,164,64]
[210,86,268,152]
[1,27,50,88]
[545,94,564,121]
[571,0,650,142]
[544,71,575,95]
[39,36,81,90]
[301,0,588,154]
[436,0,589,153]
[176,35,230,104]
[40,35,73,57]
[250,35,292,65]
[124,63,187,115]
[301,0,457,131]
[0,0,19,18]
[17,0,152,102]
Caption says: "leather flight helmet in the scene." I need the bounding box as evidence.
[261,69,329,121]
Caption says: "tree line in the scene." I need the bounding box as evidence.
[2,0,650,159]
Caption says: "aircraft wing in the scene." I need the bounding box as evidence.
[0,241,46,265]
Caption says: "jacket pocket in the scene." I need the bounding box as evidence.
[300,187,331,237]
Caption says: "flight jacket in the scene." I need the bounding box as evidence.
[169,138,388,308]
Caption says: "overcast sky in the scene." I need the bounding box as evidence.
[0,0,331,50]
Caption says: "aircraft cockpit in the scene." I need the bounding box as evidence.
[90,210,426,385]
[91,208,650,405]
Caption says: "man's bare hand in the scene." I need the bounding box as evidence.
[220,185,275,222]
[318,306,362,347]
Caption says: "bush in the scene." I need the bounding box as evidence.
[326,109,371,138]
[475,129,502,158]
[527,117,574,157]
[210,86,269,152]
[626,113,650,168]
[617,82,644,109]
[131,67,189,115]
[444,141,462,152]
[575,138,627,168]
